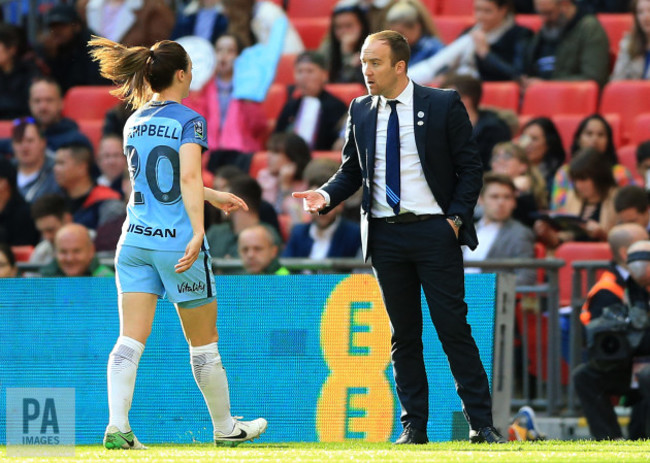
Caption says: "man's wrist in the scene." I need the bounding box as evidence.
[315,189,331,207]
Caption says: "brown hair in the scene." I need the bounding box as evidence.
[569,147,617,200]
[385,0,439,39]
[88,36,189,109]
[365,30,410,68]
[628,0,649,58]
[442,73,482,108]
[481,171,517,195]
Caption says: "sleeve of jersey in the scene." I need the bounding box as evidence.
[181,115,209,152]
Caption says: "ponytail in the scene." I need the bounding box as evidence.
[88,36,189,109]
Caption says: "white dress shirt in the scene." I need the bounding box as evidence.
[372,79,442,218]
[463,218,501,273]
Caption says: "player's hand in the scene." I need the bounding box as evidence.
[207,191,249,216]
[446,218,460,239]
[175,233,204,273]
[293,190,327,213]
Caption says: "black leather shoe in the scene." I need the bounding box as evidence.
[395,425,429,444]
[469,426,507,444]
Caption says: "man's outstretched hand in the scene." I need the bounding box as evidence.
[293,190,327,213]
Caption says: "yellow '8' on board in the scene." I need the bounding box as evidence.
[316,274,394,441]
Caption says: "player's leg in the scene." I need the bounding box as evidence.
[105,246,163,450]
[176,299,267,446]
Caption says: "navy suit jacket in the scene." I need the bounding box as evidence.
[321,83,483,261]
[282,218,361,258]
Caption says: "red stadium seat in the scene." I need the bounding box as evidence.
[439,0,474,16]
[324,83,366,106]
[77,119,104,153]
[275,54,297,85]
[0,120,12,138]
[481,81,520,112]
[262,84,288,121]
[633,113,650,145]
[249,151,268,179]
[555,242,612,308]
[433,16,474,44]
[313,150,342,162]
[521,81,599,116]
[11,245,34,262]
[515,14,542,32]
[598,14,633,55]
[420,0,439,16]
[600,81,650,145]
[287,0,338,18]
[617,144,643,184]
[62,86,119,121]
[551,114,583,155]
[293,17,330,50]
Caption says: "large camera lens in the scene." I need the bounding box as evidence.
[600,335,622,355]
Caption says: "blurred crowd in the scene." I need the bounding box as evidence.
[0,0,649,280]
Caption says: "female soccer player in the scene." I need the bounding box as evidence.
[88,36,267,449]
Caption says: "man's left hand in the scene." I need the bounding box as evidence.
[447,218,460,239]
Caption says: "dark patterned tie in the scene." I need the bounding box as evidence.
[385,100,400,215]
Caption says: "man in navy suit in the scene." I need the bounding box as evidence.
[294,30,504,444]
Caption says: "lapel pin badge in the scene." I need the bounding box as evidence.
[417,120,424,126]
[417,111,424,118]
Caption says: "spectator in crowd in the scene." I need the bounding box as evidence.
[356,0,395,32]
[29,193,72,265]
[28,77,92,151]
[519,117,565,195]
[321,1,369,84]
[35,5,108,93]
[11,118,61,203]
[611,0,650,80]
[535,148,618,248]
[582,0,637,13]
[77,0,175,49]
[385,0,444,67]
[274,51,349,151]
[222,0,304,54]
[53,142,124,231]
[523,0,610,88]
[490,141,547,226]
[210,166,281,234]
[185,34,267,157]
[0,158,39,246]
[283,158,361,259]
[40,223,114,277]
[207,175,281,258]
[574,237,650,440]
[172,0,228,43]
[238,224,289,275]
[614,185,650,231]
[0,24,40,120]
[552,115,636,210]
[96,134,126,197]
[464,172,536,285]
[637,141,650,186]
[0,242,18,278]
[409,0,533,83]
[442,74,512,171]
[257,133,311,225]
[103,101,135,138]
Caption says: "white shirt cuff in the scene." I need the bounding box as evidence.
[315,189,331,207]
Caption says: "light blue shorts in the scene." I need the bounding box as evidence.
[115,244,216,308]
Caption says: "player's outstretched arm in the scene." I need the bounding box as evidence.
[204,188,249,216]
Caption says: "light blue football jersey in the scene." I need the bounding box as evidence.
[119,101,209,251]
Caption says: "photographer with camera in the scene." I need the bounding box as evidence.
[574,236,650,440]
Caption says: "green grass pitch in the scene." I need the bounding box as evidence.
[3,441,650,462]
